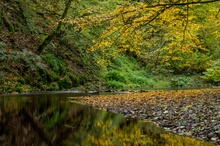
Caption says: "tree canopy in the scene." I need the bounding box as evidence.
[67,0,219,73]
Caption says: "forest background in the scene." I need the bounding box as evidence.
[0,0,219,93]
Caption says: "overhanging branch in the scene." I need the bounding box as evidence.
[146,0,220,8]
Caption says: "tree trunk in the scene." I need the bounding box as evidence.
[37,0,74,54]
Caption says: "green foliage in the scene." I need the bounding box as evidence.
[43,53,66,73]
[18,50,47,70]
[2,14,15,32]
[129,75,149,85]
[47,72,59,82]
[107,80,124,89]
[58,76,72,89]
[49,82,59,90]
[0,71,5,79]
[0,45,47,93]
[170,76,194,87]
[19,0,39,33]
[69,73,81,87]
[0,48,47,72]
[0,41,5,49]
[14,82,24,93]
[36,82,45,90]
[105,71,126,83]
[104,56,161,88]
[186,52,210,73]
[48,72,82,90]
[203,60,220,83]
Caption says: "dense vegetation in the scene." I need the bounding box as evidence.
[0,0,219,93]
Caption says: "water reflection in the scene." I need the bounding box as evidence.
[0,93,214,146]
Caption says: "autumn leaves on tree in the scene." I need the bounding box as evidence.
[64,0,219,73]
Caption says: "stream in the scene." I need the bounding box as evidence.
[0,92,215,146]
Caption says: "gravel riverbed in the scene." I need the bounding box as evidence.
[72,89,220,145]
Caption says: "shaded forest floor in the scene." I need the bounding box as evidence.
[73,88,220,145]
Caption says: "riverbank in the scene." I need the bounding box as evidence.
[72,88,220,145]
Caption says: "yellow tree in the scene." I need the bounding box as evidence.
[69,0,219,72]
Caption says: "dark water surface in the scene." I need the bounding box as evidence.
[0,92,215,146]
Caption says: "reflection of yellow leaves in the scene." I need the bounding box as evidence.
[72,89,220,145]
[161,134,204,146]
[89,120,150,146]
[88,134,114,146]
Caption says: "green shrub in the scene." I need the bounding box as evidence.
[17,50,47,71]
[58,76,72,89]
[14,83,24,93]
[170,76,193,87]
[107,80,124,89]
[202,60,220,83]
[69,73,80,87]
[48,72,59,82]
[129,75,149,85]
[105,71,126,82]
[79,74,88,85]
[49,82,59,90]
[43,53,63,72]
[36,82,45,90]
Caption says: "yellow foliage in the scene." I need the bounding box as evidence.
[63,1,220,70]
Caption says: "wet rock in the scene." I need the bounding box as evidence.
[77,89,220,145]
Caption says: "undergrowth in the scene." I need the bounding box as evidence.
[103,56,169,89]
